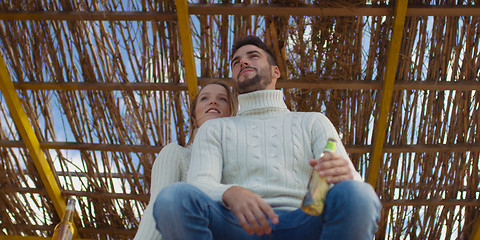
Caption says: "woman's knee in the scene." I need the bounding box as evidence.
[156,182,192,200]
[153,182,194,219]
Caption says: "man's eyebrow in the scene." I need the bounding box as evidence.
[246,50,261,55]
[231,50,262,65]
[231,56,239,65]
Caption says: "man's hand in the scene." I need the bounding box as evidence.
[222,186,279,236]
[309,151,354,184]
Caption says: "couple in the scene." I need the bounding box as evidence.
[135,36,381,240]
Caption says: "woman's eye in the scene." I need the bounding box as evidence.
[200,96,208,101]
[219,97,227,102]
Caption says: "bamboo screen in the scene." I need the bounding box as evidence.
[0,0,479,239]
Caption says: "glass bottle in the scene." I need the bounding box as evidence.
[52,197,76,240]
[301,138,336,216]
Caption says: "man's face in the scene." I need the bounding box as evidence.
[231,45,278,94]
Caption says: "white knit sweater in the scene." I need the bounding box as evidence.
[133,143,191,240]
[188,90,361,211]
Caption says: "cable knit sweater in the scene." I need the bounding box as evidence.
[133,143,191,240]
[188,90,361,211]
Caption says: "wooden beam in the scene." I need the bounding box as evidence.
[346,143,480,154]
[0,54,79,238]
[367,0,408,188]
[13,82,190,91]
[39,142,162,153]
[11,79,480,91]
[0,186,149,201]
[0,236,93,240]
[277,80,480,91]
[380,199,480,207]
[1,140,479,154]
[406,6,480,16]
[66,189,149,201]
[0,11,176,21]
[1,171,146,180]
[0,225,136,237]
[0,140,163,153]
[189,4,480,17]
[175,0,198,100]
[190,4,391,16]
[0,236,49,240]
[0,6,478,22]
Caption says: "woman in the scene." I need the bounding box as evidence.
[134,82,237,240]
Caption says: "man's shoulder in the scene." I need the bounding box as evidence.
[197,117,235,133]
[287,111,333,126]
[201,116,233,126]
[289,111,327,118]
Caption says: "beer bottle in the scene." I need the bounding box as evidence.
[301,138,336,215]
[52,197,76,240]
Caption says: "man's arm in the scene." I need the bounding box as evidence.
[310,113,362,184]
[186,119,234,201]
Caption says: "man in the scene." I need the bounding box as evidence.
[153,36,381,240]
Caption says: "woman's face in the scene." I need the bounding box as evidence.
[195,84,231,127]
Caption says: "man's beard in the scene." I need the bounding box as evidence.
[235,67,272,94]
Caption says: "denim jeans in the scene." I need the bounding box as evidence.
[153,180,381,240]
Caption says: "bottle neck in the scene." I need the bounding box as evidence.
[62,198,76,222]
[62,209,74,222]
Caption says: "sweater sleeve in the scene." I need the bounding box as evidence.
[310,113,363,181]
[134,143,187,240]
[187,119,237,202]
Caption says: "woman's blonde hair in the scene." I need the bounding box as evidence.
[186,81,238,146]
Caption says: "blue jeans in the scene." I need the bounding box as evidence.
[153,180,381,240]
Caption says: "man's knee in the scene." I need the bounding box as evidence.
[329,180,381,213]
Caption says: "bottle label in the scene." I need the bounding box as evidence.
[301,138,337,216]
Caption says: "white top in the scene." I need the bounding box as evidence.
[133,143,191,240]
[188,90,361,211]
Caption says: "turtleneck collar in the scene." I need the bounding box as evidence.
[237,90,289,116]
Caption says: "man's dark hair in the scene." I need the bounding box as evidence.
[231,36,277,66]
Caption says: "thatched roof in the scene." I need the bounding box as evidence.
[0,0,479,239]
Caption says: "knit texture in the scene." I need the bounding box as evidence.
[133,143,191,240]
[188,90,361,211]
